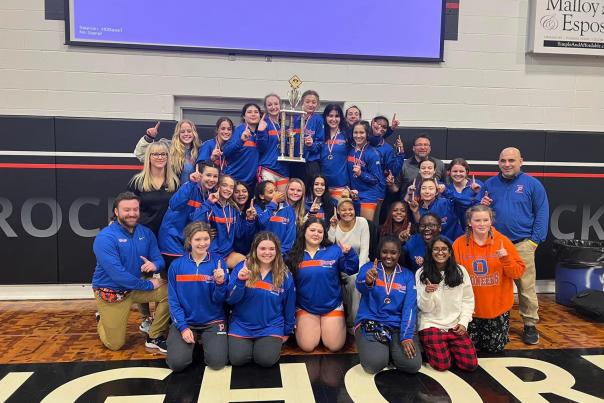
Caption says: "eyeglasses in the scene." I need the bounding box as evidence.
[150,152,168,158]
[419,224,439,230]
[432,247,450,253]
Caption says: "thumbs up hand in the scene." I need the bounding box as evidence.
[241,126,252,142]
[330,207,338,227]
[189,164,202,183]
[146,121,160,138]
[385,170,395,186]
[425,279,439,293]
[238,265,251,281]
[470,174,481,193]
[213,261,225,285]
[246,199,257,221]
[365,258,378,286]
[211,145,222,162]
[140,256,157,273]
[391,113,399,130]
[208,191,219,204]
[398,222,412,242]
[257,114,268,132]
[495,240,508,259]
[310,197,320,213]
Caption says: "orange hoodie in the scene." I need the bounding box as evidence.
[452,228,525,319]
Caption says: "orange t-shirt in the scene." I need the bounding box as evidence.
[452,228,525,319]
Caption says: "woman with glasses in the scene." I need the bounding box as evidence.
[403,213,448,273]
[128,142,179,235]
[127,142,179,333]
[452,205,525,353]
[416,236,477,371]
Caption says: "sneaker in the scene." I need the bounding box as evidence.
[139,317,153,334]
[523,325,539,345]
[145,336,167,353]
[95,311,100,322]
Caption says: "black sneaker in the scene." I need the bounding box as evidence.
[95,312,100,322]
[145,336,167,353]
[523,325,539,345]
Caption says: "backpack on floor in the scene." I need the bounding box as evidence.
[571,290,604,322]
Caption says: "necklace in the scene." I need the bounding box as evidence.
[326,130,340,160]
[381,262,398,304]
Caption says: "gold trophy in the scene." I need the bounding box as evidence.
[278,75,306,163]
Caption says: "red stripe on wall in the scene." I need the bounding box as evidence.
[446,2,460,9]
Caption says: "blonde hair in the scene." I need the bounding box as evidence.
[286,178,306,228]
[246,232,289,289]
[183,221,213,251]
[170,119,201,176]
[129,142,179,192]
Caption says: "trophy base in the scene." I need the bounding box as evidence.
[277,156,306,163]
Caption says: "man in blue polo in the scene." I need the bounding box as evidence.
[92,191,170,352]
[482,147,549,345]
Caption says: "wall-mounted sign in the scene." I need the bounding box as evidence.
[528,0,604,56]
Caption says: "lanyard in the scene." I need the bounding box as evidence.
[381,262,398,304]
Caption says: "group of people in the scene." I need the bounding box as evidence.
[91,90,550,375]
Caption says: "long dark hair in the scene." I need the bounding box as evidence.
[322,104,347,133]
[380,201,412,238]
[253,180,275,210]
[419,236,463,288]
[306,174,335,224]
[286,217,332,276]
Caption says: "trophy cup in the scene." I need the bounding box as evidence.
[278,75,306,163]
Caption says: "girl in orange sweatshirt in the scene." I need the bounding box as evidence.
[452,205,525,353]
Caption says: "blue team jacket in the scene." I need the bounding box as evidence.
[227,261,296,338]
[418,198,463,241]
[320,131,350,188]
[168,253,228,331]
[255,201,297,254]
[293,113,324,162]
[158,181,208,256]
[223,124,262,186]
[257,116,290,177]
[191,199,255,257]
[92,222,164,291]
[483,172,549,243]
[355,261,417,341]
[196,137,227,171]
[403,234,452,273]
[295,245,359,315]
[347,145,385,203]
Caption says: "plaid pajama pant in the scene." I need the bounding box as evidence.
[419,327,478,372]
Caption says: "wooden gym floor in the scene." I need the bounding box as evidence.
[0,294,602,365]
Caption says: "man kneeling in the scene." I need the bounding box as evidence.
[92,192,169,352]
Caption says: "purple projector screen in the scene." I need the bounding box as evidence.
[67,0,444,61]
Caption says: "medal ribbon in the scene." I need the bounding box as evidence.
[381,262,398,299]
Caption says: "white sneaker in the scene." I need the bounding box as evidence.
[139,317,153,334]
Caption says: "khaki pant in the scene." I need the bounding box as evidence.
[95,284,170,350]
[513,240,539,326]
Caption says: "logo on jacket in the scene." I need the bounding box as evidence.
[118,239,128,243]
[515,185,524,194]
[138,237,145,240]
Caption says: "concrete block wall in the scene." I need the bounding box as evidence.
[0,0,603,130]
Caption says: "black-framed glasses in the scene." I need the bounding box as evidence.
[150,152,168,158]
